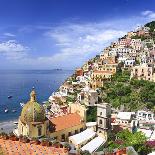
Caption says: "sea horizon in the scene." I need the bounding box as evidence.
[0,69,73,122]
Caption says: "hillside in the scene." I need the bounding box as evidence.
[100,69,155,111]
[98,21,155,112]
[145,21,155,42]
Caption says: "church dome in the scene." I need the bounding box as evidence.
[20,89,46,124]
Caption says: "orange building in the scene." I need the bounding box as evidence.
[75,68,83,76]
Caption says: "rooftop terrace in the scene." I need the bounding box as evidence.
[0,139,68,155]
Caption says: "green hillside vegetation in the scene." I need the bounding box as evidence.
[145,21,155,32]
[86,106,97,122]
[145,21,155,41]
[100,69,155,111]
[108,129,151,155]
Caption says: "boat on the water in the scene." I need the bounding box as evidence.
[5,109,8,113]
[20,102,25,107]
[12,109,16,113]
[8,95,13,99]
[42,101,47,104]
[14,122,18,125]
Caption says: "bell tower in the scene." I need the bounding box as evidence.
[97,103,111,138]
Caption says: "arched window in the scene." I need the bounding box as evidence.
[99,119,102,125]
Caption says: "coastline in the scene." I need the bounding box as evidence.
[0,119,18,133]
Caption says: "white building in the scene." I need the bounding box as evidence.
[116,112,136,125]
[59,84,74,96]
[81,136,105,153]
[97,103,111,137]
[77,86,98,106]
[130,39,142,51]
[69,128,96,149]
[137,110,155,121]
[124,59,135,67]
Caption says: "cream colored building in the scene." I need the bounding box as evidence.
[17,90,86,142]
[77,87,98,106]
[18,90,49,138]
[90,70,113,90]
[97,63,117,74]
[97,103,111,139]
[130,63,155,81]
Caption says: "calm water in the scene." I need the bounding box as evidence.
[0,70,73,122]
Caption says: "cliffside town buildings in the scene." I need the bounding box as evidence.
[7,24,155,154]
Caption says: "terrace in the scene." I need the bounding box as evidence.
[0,138,68,155]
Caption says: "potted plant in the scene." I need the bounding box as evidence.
[0,133,2,139]
[63,142,71,151]
[9,132,15,140]
[45,139,50,147]
[14,136,19,141]
[3,133,9,140]
[41,139,47,146]
[23,136,30,143]
[31,137,40,145]
[49,141,52,146]
[53,141,60,148]
[19,135,23,142]
[1,132,5,139]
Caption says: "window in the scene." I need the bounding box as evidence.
[100,112,102,116]
[38,127,42,136]
[80,128,83,132]
[68,132,72,136]
[99,119,102,125]
[54,136,57,140]
[61,134,65,141]
[75,130,78,134]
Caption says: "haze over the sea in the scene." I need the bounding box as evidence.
[0,70,73,122]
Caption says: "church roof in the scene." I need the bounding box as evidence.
[49,113,83,132]
[20,89,46,124]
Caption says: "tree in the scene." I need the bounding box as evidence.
[86,106,97,122]
[108,129,152,155]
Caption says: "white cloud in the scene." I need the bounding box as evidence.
[141,10,155,19]
[3,33,15,37]
[40,22,127,68]
[0,40,28,59]
[0,10,153,69]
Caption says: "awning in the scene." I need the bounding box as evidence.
[81,136,105,153]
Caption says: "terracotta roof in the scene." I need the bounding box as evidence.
[49,113,82,132]
[0,139,67,155]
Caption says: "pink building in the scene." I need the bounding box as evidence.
[118,38,131,47]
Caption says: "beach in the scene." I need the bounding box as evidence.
[0,120,18,133]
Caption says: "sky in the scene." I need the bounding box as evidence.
[0,0,155,69]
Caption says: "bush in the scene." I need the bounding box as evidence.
[80,150,91,155]
[86,106,97,122]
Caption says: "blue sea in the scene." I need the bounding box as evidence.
[0,70,73,122]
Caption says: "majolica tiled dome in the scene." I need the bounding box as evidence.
[20,89,45,124]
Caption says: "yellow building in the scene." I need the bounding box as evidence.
[97,63,117,74]
[18,90,49,138]
[49,113,86,141]
[90,70,113,90]
[17,89,86,142]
